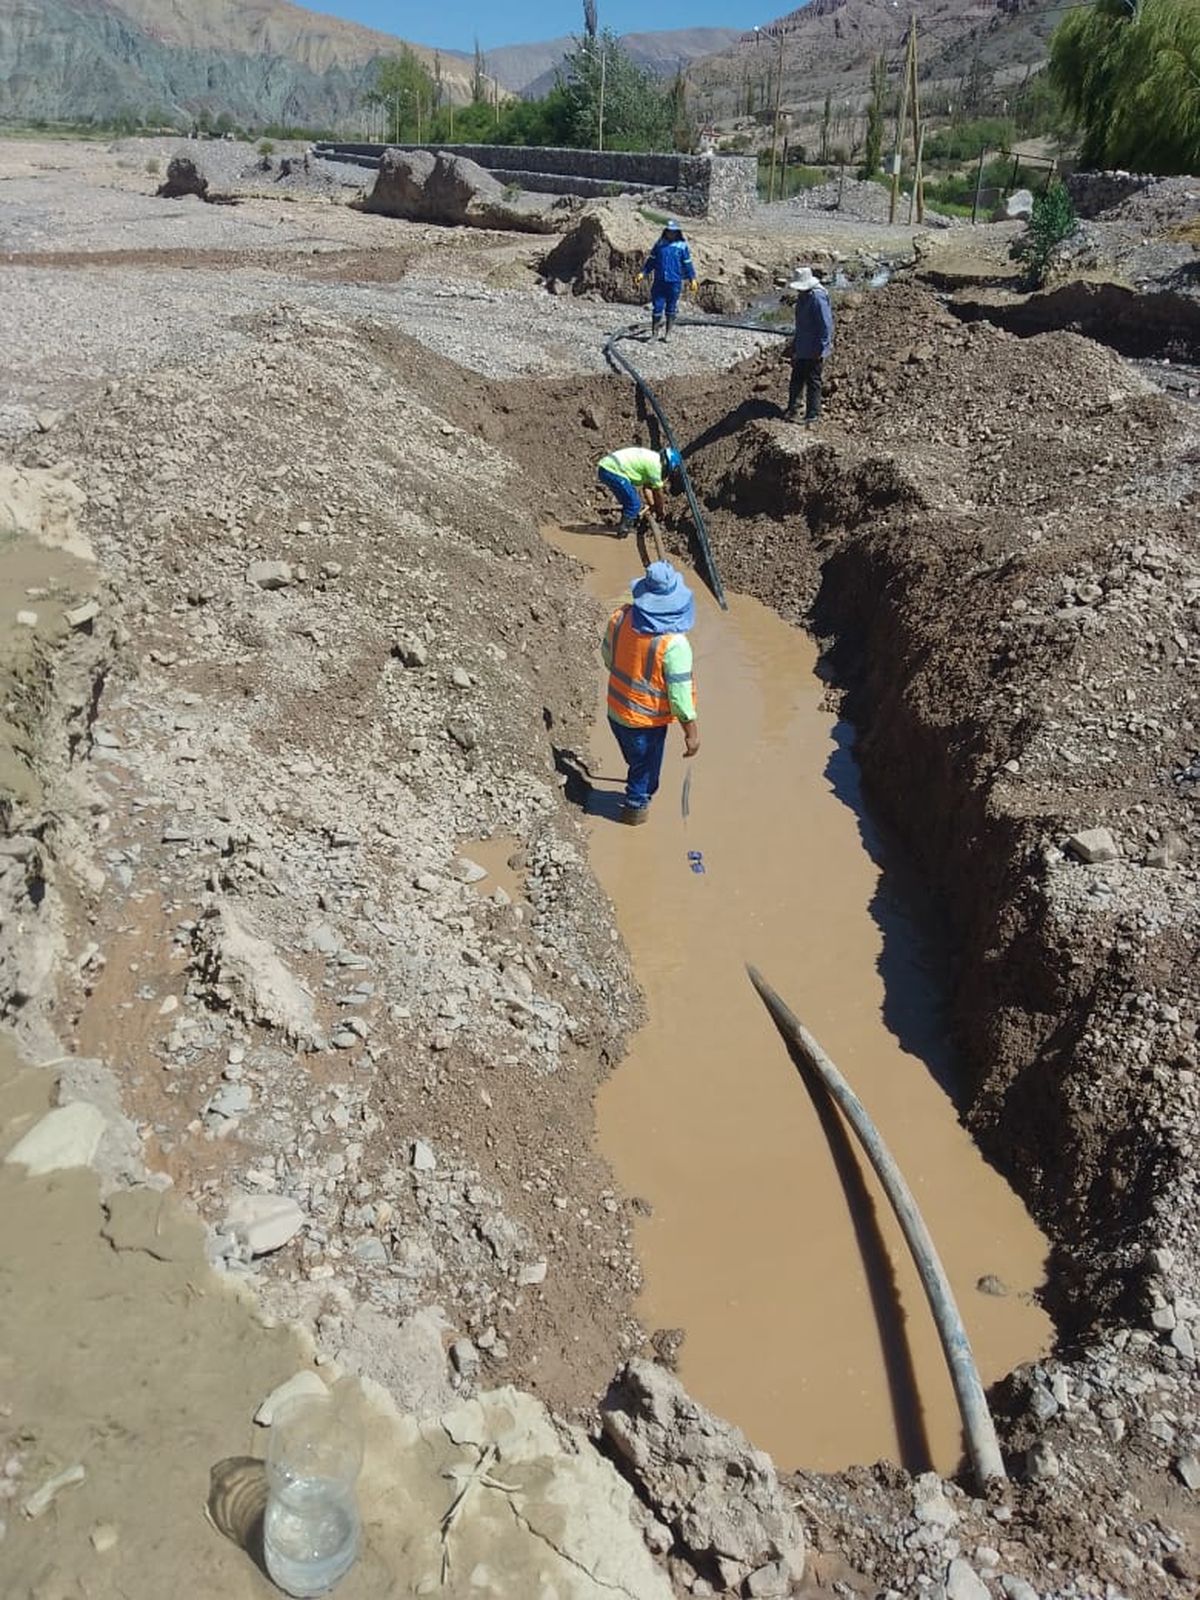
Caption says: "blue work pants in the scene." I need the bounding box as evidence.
[650,280,682,320]
[609,719,668,811]
[598,467,642,521]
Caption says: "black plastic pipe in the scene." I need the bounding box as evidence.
[602,315,790,612]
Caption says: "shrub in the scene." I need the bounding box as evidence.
[1013,181,1078,288]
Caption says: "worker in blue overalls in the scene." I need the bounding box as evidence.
[638,220,697,343]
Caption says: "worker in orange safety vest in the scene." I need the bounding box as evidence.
[601,561,700,825]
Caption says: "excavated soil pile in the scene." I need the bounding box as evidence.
[951,281,1200,364]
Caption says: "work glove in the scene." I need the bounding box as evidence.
[687,280,699,295]
[636,271,646,283]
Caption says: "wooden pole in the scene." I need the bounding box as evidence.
[888,18,914,225]
[908,23,924,222]
[768,28,785,204]
[971,143,987,224]
[746,965,1008,1490]
[908,122,926,226]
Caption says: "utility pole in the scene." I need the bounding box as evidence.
[888,17,915,224]
[908,19,924,222]
[598,44,606,152]
[768,26,785,204]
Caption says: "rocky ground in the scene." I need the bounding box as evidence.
[2,137,1199,1600]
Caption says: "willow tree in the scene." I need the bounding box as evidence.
[1050,0,1200,173]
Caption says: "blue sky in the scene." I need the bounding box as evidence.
[315,1,765,55]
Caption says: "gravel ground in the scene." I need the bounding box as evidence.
[0,261,773,440]
[758,175,958,231]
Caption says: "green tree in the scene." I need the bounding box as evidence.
[819,92,831,162]
[669,66,697,154]
[860,52,887,177]
[1050,0,1200,173]
[472,39,488,105]
[365,47,436,142]
[1013,180,1078,287]
[560,29,675,151]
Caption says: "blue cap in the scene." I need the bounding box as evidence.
[663,447,682,472]
[665,219,683,232]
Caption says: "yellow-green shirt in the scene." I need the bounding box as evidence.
[598,447,664,489]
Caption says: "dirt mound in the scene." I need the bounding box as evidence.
[953,280,1200,364]
[1096,174,1200,231]
[539,204,776,313]
[363,148,565,234]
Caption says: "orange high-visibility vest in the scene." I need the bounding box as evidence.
[605,606,675,728]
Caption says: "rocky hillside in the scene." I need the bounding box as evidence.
[484,28,743,98]
[689,0,1062,120]
[0,0,481,128]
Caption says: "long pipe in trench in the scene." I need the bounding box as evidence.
[746,963,1008,1490]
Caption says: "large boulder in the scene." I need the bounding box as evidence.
[362,148,561,234]
[156,143,260,203]
[1002,187,1035,221]
[600,1361,806,1595]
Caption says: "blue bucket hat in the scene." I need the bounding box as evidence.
[630,561,695,634]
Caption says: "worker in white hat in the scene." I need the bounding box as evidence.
[785,265,834,427]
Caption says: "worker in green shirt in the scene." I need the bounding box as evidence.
[597,444,682,535]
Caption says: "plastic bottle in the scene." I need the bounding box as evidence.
[263,1392,362,1597]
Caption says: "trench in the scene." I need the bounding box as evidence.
[545,520,1053,1476]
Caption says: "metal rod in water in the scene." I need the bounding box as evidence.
[745,963,1008,1489]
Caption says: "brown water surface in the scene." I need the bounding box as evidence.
[547,522,1053,1475]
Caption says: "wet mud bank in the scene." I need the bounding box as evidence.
[686,417,1195,1339]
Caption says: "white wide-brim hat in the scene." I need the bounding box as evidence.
[788,266,819,291]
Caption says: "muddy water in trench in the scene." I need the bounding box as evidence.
[547,523,1053,1475]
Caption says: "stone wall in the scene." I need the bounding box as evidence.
[313,142,758,220]
[1065,169,1156,218]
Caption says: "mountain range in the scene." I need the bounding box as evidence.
[688,0,1061,120]
[481,28,742,99]
[0,0,1058,132]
